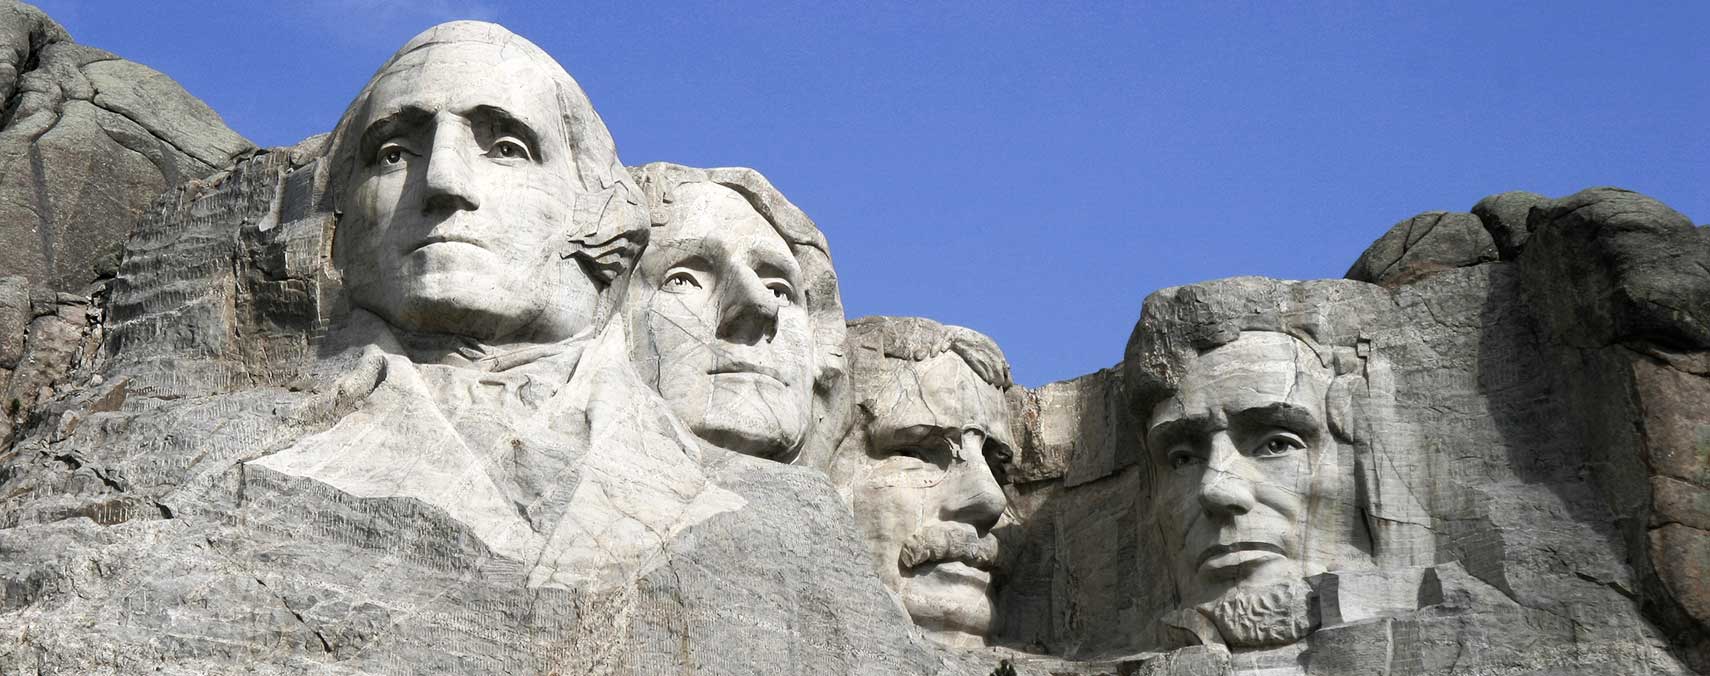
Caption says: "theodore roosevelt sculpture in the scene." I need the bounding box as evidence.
[1123,277,1435,649]
[626,162,849,466]
[831,316,1016,648]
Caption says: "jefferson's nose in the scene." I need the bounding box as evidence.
[422,114,480,214]
[940,428,1007,534]
[716,270,779,345]
[1197,433,1255,518]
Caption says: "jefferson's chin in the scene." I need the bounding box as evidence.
[901,561,995,646]
[696,388,809,459]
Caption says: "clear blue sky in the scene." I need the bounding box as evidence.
[37,1,1708,386]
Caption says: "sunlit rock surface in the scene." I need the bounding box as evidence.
[0,4,1703,675]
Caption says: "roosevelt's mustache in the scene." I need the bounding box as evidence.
[898,523,1000,571]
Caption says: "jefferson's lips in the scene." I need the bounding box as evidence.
[1196,541,1286,570]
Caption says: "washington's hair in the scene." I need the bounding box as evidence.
[323,21,648,314]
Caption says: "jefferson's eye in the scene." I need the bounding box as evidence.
[489,137,532,161]
[663,271,702,291]
[1253,434,1305,458]
[766,281,794,302]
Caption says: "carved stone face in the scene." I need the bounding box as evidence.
[335,41,596,343]
[840,351,1012,647]
[626,182,817,460]
[1145,331,1360,612]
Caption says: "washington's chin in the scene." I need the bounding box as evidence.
[901,561,995,645]
[370,269,545,339]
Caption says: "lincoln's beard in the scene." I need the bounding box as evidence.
[1199,578,1316,648]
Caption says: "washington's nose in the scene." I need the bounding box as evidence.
[716,271,779,345]
[422,115,480,214]
[941,428,1007,534]
[1197,433,1256,517]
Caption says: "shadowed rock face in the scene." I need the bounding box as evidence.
[0,2,252,295]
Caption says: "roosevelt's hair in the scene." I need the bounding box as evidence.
[845,315,1013,395]
[323,21,647,297]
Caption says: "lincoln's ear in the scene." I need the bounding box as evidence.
[568,182,648,286]
[1325,373,1362,443]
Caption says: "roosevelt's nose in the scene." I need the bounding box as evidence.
[941,428,1007,534]
[1197,432,1256,518]
[716,270,779,345]
[422,114,480,214]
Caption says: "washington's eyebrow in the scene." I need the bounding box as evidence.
[1230,402,1321,437]
[358,107,433,161]
[467,105,545,160]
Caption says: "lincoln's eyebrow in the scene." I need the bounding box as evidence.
[1229,402,1321,437]
[1146,416,1206,456]
[358,106,432,163]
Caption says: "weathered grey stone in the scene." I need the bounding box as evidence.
[1345,211,1499,287]
[831,316,1015,648]
[1471,190,1552,259]
[0,2,252,294]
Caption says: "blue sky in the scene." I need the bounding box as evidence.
[37,1,1707,386]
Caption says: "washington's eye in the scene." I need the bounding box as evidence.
[488,137,532,161]
[663,271,702,291]
[377,144,409,166]
[1253,434,1305,458]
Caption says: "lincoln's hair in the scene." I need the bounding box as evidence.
[1123,276,1381,439]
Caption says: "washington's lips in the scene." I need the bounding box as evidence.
[1196,541,1286,571]
[409,232,492,254]
[899,523,1000,573]
[708,359,787,384]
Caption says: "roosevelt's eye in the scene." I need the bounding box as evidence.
[1252,434,1305,458]
[663,270,702,292]
[488,137,532,161]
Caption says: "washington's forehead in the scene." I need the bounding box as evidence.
[365,43,559,121]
